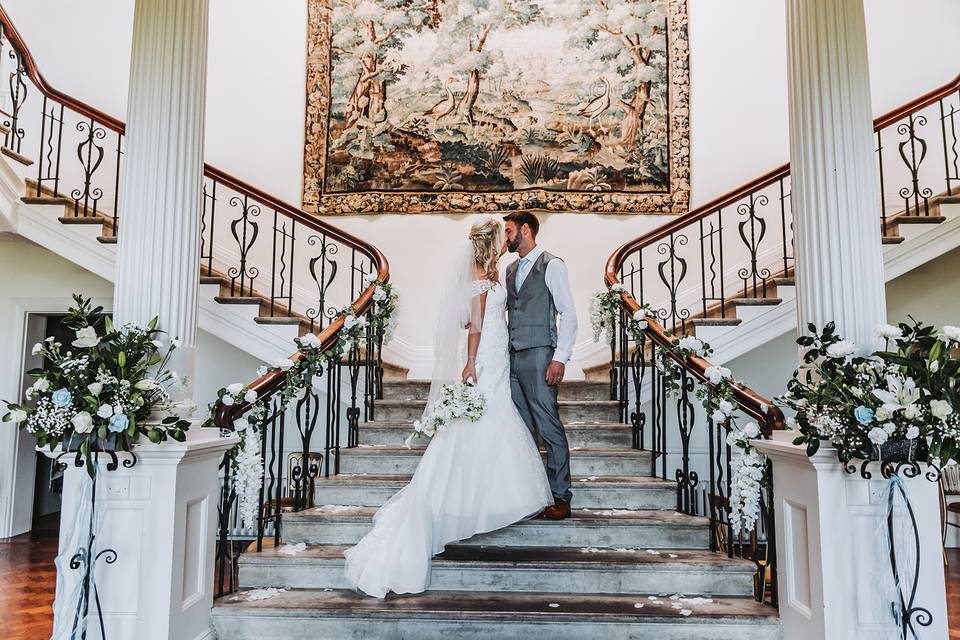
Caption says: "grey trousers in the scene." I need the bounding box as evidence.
[509,346,573,503]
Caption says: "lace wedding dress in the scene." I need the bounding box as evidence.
[343,279,553,598]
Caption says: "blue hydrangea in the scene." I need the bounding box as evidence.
[854,405,875,425]
[51,388,72,408]
[108,413,129,433]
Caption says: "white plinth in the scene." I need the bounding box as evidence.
[753,432,947,639]
[47,427,238,640]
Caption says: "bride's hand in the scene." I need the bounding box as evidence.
[461,359,478,384]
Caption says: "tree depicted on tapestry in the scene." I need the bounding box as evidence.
[303,0,690,214]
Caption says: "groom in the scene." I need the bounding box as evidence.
[503,212,578,520]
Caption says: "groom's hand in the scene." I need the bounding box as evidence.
[546,361,565,386]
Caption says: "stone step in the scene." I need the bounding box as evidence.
[315,474,676,510]
[381,380,611,401]
[283,506,710,549]
[374,399,621,423]
[238,544,758,597]
[211,589,781,640]
[359,420,634,449]
[338,446,652,476]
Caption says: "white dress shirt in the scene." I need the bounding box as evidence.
[511,244,578,364]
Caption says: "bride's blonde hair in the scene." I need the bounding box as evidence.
[469,217,503,282]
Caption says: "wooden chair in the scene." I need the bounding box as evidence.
[941,464,960,564]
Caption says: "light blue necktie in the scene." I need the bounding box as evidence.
[515,258,530,290]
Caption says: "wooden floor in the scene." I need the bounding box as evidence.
[1,515,58,640]
[2,517,960,638]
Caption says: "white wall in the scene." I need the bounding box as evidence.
[4,0,959,377]
[0,235,264,537]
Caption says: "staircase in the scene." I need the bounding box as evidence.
[210,378,780,639]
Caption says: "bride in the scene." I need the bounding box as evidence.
[343,217,553,598]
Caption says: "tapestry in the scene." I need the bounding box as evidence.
[302,0,690,215]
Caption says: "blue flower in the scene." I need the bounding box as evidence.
[108,413,129,433]
[854,405,875,425]
[51,388,72,408]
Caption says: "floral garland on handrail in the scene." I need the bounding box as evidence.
[592,286,769,533]
[207,276,399,527]
[1,295,192,476]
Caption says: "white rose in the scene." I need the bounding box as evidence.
[113,404,124,415]
[718,399,734,416]
[931,399,954,419]
[72,326,100,348]
[705,366,731,385]
[904,404,920,420]
[876,324,903,340]
[221,395,235,406]
[97,404,113,419]
[882,421,896,435]
[875,407,891,421]
[825,339,856,359]
[87,382,103,396]
[272,358,294,371]
[785,416,798,430]
[227,383,245,395]
[941,326,960,342]
[742,422,760,438]
[677,336,704,353]
[868,427,889,446]
[632,310,647,323]
[256,366,268,377]
[711,409,727,424]
[31,342,43,356]
[299,333,322,349]
[234,418,250,432]
[5,408,27,424]
[905,426,920,440]
[244,389,258,404]
[610,283,625,292]
[373,287,387,302]
[71,411,94,434]
[134,379,156,391]
[362,272,377,287]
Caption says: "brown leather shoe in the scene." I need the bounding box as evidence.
[543,500,571,520]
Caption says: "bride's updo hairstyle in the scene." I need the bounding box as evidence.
[469,217,504,282]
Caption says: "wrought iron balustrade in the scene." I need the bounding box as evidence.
[0,7,391,599]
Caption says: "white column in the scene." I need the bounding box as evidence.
[754,433,947,639]
[114,0,209,398]
[786,0,886,352]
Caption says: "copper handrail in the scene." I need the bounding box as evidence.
[0,5,390,430]
[605,73,960,435]
[618,73,960,256]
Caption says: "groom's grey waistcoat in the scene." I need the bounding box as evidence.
[506,251,559,352]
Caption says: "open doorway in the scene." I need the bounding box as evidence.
[27,315,76,534]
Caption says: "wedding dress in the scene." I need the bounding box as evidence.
[343,278,553,598]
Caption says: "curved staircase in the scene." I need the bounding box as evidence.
[211,378,780,639]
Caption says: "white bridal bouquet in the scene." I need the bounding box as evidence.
[405,381,486,448]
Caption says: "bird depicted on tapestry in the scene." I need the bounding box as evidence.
[424,77,458,120]
[576,77,612,134]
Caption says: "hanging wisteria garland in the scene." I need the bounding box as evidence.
[207,278,398,528]
[591,287,768,534]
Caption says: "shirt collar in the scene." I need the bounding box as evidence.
[521,244,544,265]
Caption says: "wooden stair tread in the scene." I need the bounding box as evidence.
[243,543,756,571]
[213,588,779,622]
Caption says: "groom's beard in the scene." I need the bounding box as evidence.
[507,237,521,253]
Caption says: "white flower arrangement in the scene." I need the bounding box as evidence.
[778,320,960,465]
[2,294,190,475]
[404,381,486,448]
